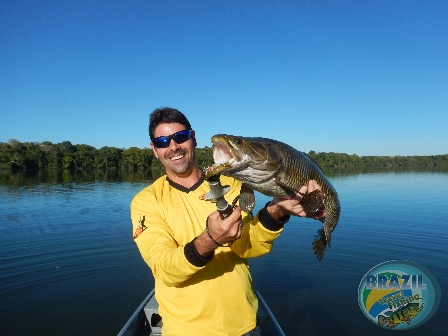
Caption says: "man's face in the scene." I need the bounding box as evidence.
[151,123,196,178]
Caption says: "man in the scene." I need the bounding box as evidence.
[131,107,324,336]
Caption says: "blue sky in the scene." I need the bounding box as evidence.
[1,1,447,156]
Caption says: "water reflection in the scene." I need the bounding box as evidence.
[0,168,166,187]
[1,166,446,187]
[323,165,448,177]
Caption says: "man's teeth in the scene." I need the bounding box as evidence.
[171,155,184,160]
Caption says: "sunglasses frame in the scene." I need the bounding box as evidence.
[151,129,193,148]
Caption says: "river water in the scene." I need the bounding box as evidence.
[0,168,447,336]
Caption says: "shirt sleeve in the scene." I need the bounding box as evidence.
[213,176,287,259]
[229,204,286,258]
[131,188,210,287]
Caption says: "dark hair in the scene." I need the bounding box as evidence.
[149,107,192,139]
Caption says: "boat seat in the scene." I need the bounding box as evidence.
[143,294,162,336]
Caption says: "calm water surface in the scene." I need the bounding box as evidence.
[1,168,447,336]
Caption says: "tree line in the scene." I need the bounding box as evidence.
[0,139,214,170]
[1,139,446,170]
[306,150,448,168]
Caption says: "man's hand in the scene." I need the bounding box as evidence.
[194,207,243,258]
[266,180,326,221]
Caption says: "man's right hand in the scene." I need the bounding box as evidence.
[194,207,243,258]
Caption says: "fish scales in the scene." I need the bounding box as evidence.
[205,135,341,261]
[265,139,341,246]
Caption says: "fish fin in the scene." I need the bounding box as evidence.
[312,228,327,261]
[402,316,411,325]
[239,183,256,213]
[300,189,326,213]
[318,215,333,248]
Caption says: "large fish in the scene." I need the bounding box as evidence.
[203,135,341,261]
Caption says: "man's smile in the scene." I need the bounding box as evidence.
[165,149,188,162]
[170,154,185,161]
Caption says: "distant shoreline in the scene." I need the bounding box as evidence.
[1,140,447,169]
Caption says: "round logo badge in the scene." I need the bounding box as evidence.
[358,260,440,330]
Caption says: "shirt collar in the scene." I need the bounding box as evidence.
[166,176,204,193]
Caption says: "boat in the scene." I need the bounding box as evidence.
[117,289,286,336]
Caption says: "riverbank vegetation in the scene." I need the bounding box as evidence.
[306,150,448,168]
[0,139,213,169]
[1,139,447,170]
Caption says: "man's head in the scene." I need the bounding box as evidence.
[149,107,192,140]
[149,107,198,179]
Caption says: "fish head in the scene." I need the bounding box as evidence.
[204,134,282,183]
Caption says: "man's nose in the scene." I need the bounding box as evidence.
[168,138,180,150]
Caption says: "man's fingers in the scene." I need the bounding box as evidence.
[307,181,314,192]
[209,206,243,242]
[307,180,320,193]
[298,180,322,196]
[298,185,308,196]
[225,206,241,222]
[269,180,324,219]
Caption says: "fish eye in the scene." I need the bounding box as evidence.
[234,137,242,144]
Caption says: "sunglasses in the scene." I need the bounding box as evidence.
[151,130,193,148]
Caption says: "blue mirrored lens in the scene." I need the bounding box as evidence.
[172,130,191,143]
[152,137,169,148]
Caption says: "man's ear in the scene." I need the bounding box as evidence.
[192,130,197,147]
[150,142,159,159]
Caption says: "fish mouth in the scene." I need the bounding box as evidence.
[203,139,244,178]
[212,141,236,165]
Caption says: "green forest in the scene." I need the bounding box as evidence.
[0,139,214,170]
[1,139,447,170]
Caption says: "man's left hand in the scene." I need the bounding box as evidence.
[266,180,326,221]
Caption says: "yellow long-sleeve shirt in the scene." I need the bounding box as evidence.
[131,175,286,336]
